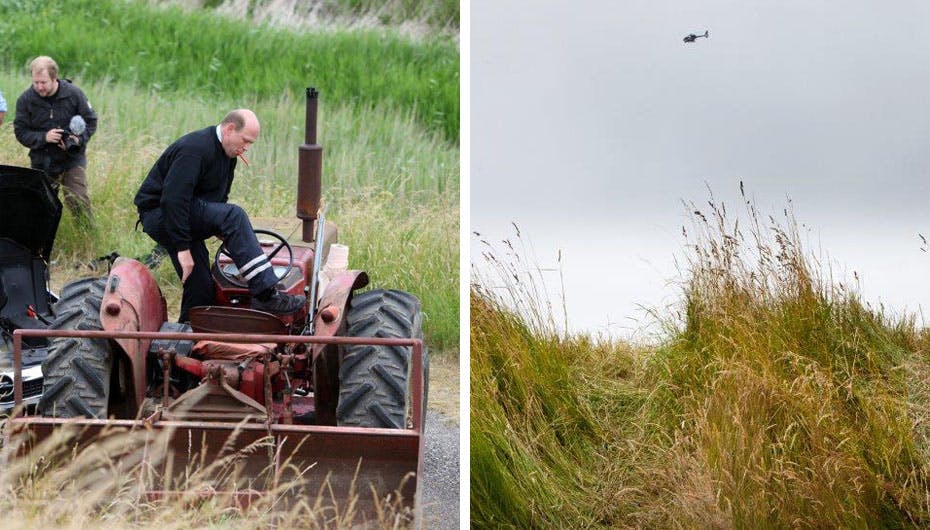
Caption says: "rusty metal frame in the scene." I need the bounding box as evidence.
[10,328,424,432]
[6,328,426,515]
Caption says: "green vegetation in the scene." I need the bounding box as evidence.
[471,236,642,527]
[471,289,638,527]
[0,0,458,351]
[471,194,930,527]
[0,2,454,527]
[1,0,459,141]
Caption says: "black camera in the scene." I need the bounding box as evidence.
[60,115,86,153]
[61,131,80,152]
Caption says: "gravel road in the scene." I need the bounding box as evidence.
[421,410,460,529]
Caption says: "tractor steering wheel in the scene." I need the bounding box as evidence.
[213,229,295,288]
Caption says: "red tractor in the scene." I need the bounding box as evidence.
[7,88,429,518]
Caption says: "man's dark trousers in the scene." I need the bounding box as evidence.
[140,199,278,322]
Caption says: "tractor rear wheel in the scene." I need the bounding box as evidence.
[337,289,428,429]
[38,277,114,419]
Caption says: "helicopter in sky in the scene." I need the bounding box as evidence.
[683,30,709,43]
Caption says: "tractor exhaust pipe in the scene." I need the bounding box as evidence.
[297,87,323,243]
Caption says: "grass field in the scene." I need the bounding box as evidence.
[0,1,457,528]
[471,195,930,528]
[0,0,458,351]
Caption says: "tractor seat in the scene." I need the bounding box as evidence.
[187,306,286,363]
[188,306,288,335]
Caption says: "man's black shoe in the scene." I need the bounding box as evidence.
[141,244,168,268]
[252,292,306,315]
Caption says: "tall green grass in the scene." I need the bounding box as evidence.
[471,193,930,527]
[0,68,458,350]
[0,0,459,141]
[471,236,643,527]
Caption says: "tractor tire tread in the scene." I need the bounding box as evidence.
[67,395,98,419]
[336,289,428,429]
[39,278,114,419]
[41,374,73,404]
[368,401,400,429]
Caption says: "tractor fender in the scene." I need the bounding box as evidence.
[310,269,368,425]
[99,257,168,408]
[312,269,369,346]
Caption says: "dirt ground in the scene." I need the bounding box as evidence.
[427,352,460,423]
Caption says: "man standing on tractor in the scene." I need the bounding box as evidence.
[13,56,97,226]
[134,109,306,322]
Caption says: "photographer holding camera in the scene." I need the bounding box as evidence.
[14,56,97,225]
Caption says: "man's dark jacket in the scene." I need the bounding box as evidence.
[134,126,237,252]
[13,79,97,175]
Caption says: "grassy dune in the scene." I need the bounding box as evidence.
[471,195,930,528]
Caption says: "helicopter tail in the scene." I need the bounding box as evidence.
[704,30,710,38]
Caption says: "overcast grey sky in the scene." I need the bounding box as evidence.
[471,1,930,338]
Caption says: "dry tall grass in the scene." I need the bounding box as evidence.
[0,420,416,529]
[471,189,930,528]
